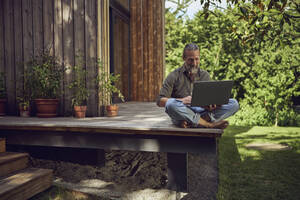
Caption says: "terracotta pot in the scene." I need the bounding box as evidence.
[106,104,119,117]
[19,105,30,117]
[35,99,59,118]
[74,105,87,118]
[0,99,6,116]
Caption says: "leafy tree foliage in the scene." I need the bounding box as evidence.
[172,0,300,45]
[165,1,300,126]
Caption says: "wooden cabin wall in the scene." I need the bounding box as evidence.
[130,0,165,102]
[116,0,129,10]
[0,0,110,116]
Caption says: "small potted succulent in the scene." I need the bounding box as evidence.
[68,55,90,118]
[97,59,124,117]
[0,72,6,116]
[27,50,64,117]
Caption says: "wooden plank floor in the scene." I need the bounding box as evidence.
[0,102,223,137]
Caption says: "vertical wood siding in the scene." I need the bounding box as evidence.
[14,0,23,110]
[0,0,4,75]
[0,1,4,77]
[85,0,98,116]
[0,0,111,116]
[54,0,64,115]
[4,0,16,114]
[62,0,74,116]
[130,0,165,102]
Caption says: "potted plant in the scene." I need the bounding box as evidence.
[68,56,90,118]
[27,50,64,117]
[17,98,30,117]
[0,72,6,116]
[17,70,33,117]
[97,60,124,117]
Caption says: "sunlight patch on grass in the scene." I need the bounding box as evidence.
[236,148,262,161]
[245,142,291,151]
[233,126,300,162]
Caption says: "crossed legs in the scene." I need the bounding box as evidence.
[165,98,239,129]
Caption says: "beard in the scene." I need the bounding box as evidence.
[185,63,198,77]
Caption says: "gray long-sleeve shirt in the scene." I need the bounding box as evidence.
[156,66,210,106]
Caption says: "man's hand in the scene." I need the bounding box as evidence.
[158,96,192,107]
[179,96,192,105]
[204,104,218,111]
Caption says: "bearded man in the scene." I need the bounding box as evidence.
[156,43,239,129]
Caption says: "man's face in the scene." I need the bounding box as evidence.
[183,50,200,74]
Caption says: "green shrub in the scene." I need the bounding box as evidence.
[229,101,300,126]
[27,50,64,99]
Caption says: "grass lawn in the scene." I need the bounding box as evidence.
[217,126,300,200]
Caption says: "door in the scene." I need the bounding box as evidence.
[110,0,130,102]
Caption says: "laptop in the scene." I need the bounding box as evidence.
[191,80,234,107]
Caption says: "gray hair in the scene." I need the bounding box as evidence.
[183,43,199,58]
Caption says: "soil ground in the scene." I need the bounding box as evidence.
[29,150,210,200]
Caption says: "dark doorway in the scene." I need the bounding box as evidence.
[109,0,131,102]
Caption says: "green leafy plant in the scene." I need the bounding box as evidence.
[17,99,30,110]
[27,50,64,99]
[17,69,33,110]
[68,55,90,106]
[0,72,5,99]
[97,59,124,105]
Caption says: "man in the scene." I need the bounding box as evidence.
[156,43,239,129]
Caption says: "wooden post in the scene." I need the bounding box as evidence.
[97,0,110,115]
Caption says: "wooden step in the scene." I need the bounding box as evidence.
[0,138,5,152]
[0,168,53,200]
[0,152,28,177]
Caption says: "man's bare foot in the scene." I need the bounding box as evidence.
[198,117,229,129]
[209,120,229,129]
[179,119,228,129]
[179,121,191,128]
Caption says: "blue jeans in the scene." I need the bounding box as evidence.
[165,98,239,127]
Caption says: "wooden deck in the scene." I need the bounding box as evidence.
[0,102,223,138]
[0,102,221,194]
